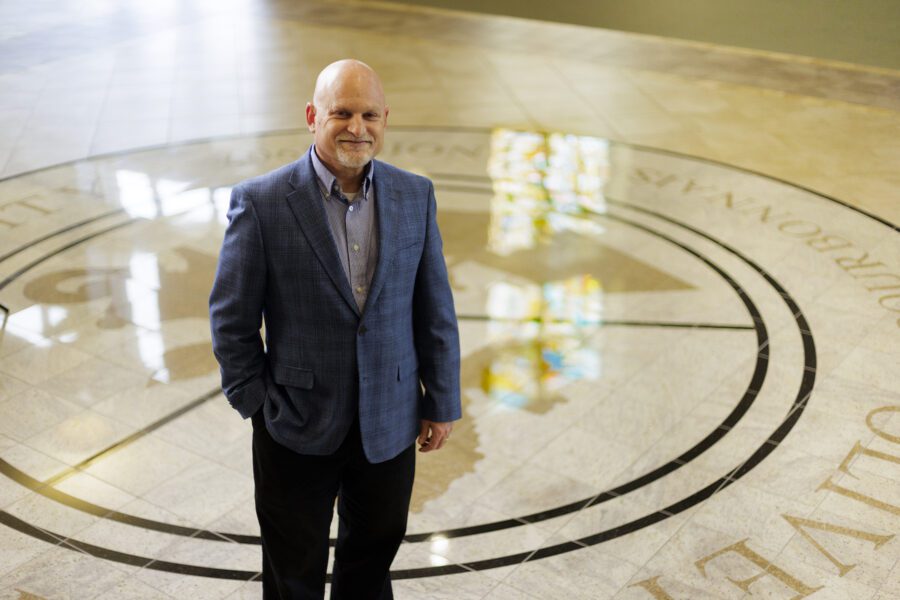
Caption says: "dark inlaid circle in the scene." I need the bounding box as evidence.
[0,128,834,581]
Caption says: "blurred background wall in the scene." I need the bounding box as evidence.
[390,0,900,69]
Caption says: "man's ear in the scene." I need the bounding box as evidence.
[305,102,316,132]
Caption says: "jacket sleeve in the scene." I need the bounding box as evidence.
[209,184,268,419]
[413,181,462,422]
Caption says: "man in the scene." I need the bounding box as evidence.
[209,59,461,599]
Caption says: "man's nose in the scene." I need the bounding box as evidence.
[347,115,365,137]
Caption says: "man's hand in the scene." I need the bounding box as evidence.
[418,420,453,452]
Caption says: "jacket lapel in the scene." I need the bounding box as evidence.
[285,151,361,317]
[361,161,396,320]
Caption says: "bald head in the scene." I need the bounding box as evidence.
[306,59,390,187]
[312,59,386,112]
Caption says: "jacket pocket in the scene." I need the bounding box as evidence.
[396,237,423,250]
[271,363,314,389]
[397,356,419,381]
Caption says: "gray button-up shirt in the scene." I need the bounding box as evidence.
[311,146,378,311]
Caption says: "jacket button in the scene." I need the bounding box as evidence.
[358,326,367,336]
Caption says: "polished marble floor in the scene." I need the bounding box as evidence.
[1,1,899,599]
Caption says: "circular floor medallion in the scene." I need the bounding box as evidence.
[1,126,896,580]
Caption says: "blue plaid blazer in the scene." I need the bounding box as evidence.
[209,148,461,463]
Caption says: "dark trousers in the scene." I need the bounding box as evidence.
[251,411,415,600]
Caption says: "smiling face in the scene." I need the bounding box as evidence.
[306,60,389,181]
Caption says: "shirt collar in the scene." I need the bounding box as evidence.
[310,145,374,200]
